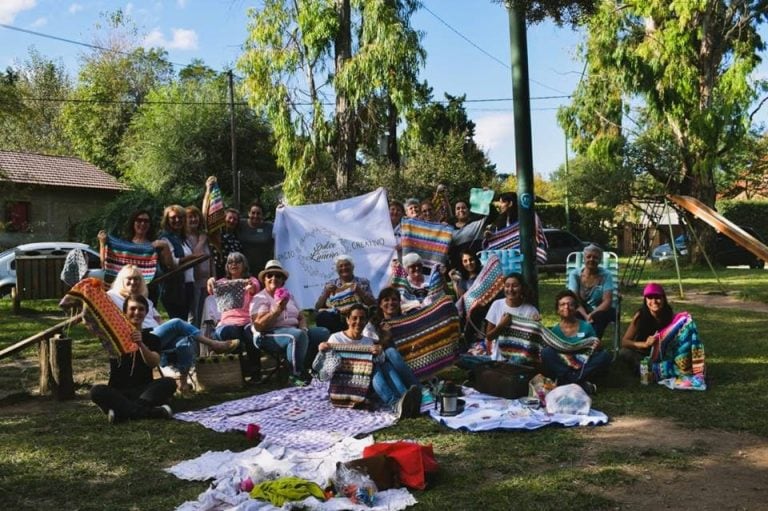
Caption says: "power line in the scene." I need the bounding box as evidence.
[421,3,568,95]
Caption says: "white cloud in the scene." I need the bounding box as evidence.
[0,0,37,24]
[29,16,46,27]
[68,3,83,14]
[176,0,188,7]
[143,27,198,50]
[125,3,134,16]
[474,113,516,153]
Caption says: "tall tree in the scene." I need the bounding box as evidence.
[120,73,279,201]
[238,0,424,204]
[60,11,173,176]
[0,50,71,154]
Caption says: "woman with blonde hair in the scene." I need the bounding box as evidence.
[108,265,237,393]
[185,205,212,327]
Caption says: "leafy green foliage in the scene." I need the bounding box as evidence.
[238,0,424,204]
[718,199,768,240]
[119,74,280,202]
[537,202,616,247]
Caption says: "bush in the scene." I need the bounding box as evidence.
[537,203,616,248]
[718,200,768,240]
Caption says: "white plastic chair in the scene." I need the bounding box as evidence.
[565,251,621,351]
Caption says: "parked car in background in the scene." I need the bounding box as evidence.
[0,242,104,297]
[539,228,596,273]
[651,227,765,268]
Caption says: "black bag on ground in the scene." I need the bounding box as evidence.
[467,361,536,399]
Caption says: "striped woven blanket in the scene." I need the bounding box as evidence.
[496,315,595,368]
[650,312,706,384]
[105,235,157,283]
[390,262,446,308]
[456,253,504,317]
[386,296,460,379]
[63,278,137,358]
[326,284,359,313]
[483,217,548,264]
[325,343,375,409]
[206,180,225,251]
[400,217,454,267]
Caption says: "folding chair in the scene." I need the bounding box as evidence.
[565,251,621,351]
[250,326,292,383]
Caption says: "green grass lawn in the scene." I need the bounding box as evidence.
[1,265,767,510]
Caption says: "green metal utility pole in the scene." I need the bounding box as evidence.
[505,2,538,303]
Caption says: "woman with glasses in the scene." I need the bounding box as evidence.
[207,252,262,381]
[97,210,173,276]
[567,244,615,339]
[250,260,330,386]
[185,205,212,327]
[540,289,611,395]
[158,205,200,320]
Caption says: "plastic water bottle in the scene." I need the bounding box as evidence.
[640,357,650,385]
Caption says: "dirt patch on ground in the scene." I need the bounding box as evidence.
[676,292,768,314]
[578,417,768,510]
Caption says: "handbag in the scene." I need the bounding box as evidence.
[468,360,536,399]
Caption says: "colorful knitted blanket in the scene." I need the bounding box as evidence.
[496,315,595,368]
[400,217,454,267]
[431,187,452,223]
[386,296,460,379]
[207,180,225,234]
[325,343,375,409]
[62,277,137,358]
[104,235,157,283]
[456,253,504,317]
[390,262,446,308]
[482,217,548,264]
[650,312,706,389]
[469,188,495,216]
[326,284,359,313]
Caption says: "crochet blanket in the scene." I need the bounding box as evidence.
[400,217,454,267]
[496,315,596,368]
[482,217,548,264]
[650,312,706,390]
[174,381,397,452]
[62,277,137,358]
[390,262,446,308]
[212,278,251,312]
[104,234,158,283]
[386,296,460,379]
[456,253,504,317]
[325,284,359,313]
[206,180,225,239]
[325,344,375,409]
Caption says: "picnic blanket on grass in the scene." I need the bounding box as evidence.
[386,296,460,379]
[482,218,548,264]
[174,380,397,453]
[428,386,608,431]
[651,312,706,390]
[61,277,137,358]
[104,234,158,283]
[399,217,454,267]
[167,435,416,511]
[495,315,596,369]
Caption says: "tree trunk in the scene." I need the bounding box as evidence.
[38,334,74,400]
[335,0,355,191]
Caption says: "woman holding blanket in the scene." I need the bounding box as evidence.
[108,265,237,393]
[484,273,541,359]
[314,254,376,333]
[319,304,422,419]
[567,244,615,339]
[251,260,330,386]
[619,283,706,388]
[207,251,262,382]
[541,290,611,395]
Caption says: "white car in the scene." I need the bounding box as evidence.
[0,241,104,297]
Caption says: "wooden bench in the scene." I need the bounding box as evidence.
[11,254,70,313]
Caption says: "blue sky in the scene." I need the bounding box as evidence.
[1,0,766,178]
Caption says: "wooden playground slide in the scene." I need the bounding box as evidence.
[667,194,768,263]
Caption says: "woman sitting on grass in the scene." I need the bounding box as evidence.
[619,283,706,389]
[108,265,237,393]
[318,304,421,419]
[540,290,611,395]
[482,273,541,359]
[90,294,176,424]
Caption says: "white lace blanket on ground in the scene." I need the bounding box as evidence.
[167,436,417,511]
[174,380,397,452]
[427,387,608,431]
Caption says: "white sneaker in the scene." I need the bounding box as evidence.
[107,409,116,424]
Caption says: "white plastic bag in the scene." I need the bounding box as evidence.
[545,383,591,415]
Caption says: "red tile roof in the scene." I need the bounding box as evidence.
[0,151,128,191]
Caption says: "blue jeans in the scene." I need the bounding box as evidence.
[215,324,260,378]
[254,326,329,376]
[383,347,419,388]
[372,348,419,407]
[151,318,199,371]
[540,347,612,385]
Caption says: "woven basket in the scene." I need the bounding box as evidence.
[195,355,243,391]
